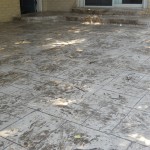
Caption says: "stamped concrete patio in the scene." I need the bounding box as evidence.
[0,20,150,150]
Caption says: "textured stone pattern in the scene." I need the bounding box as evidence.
[0,20,150,149]
[0,0,20,22]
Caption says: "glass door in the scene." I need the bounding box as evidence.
[84,0,143,8]
[113,0,143,7]
[122,0,142,4]
[85,0,112,6]
[113,0,122,4]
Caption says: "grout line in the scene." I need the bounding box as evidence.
[33,120,68,148]
[95,88,142,99]
[110,91,148,133]
[1,111,21,119]
[78,88,150,115]
[88,69,128,97]
[0,110,36,132]
[110,108,133,133]
[1,142,13,150]
[1,136,27,150]
[81,113,94,125]
[101,88,142,98]
[140,56,150,65]
[126,142,133,150]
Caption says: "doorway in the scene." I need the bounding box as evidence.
[20,0,37,14]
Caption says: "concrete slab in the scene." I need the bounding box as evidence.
[0,111,65,149]
[128,143,150,150]
[112,110,150,146]
[135,94,150,113]
[0,137,12,150]
[28,99,94,124]
[4,144,27,150]
[90,89,141,108]
[83,103,131,133]
[0,113,19,130]
[0,93,33,118]
[35,122,131,150]
[103,71,147,98]
[0,20,150,149]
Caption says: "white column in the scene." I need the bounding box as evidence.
[77,0,85,7]
[143,0,148,8]
[76,0,79,7]
[113,0,122,4]
[37,0,43,12]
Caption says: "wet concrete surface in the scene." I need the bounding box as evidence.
[0,20,150,149]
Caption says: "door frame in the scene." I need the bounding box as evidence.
[36,0,43,12]
[78,0,148,9]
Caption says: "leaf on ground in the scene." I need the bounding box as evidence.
[74,134,81,139]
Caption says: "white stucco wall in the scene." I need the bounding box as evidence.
[42,0,150,11]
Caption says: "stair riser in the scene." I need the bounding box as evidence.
[21,16,64,22]
[72,9,136,15]
[66,16,144,25]
[72,8,150,16]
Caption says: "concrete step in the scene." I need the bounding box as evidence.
[66,14,150,25]
[22,15,64,22]
[72,7,150,16]
[21,12,150,26]
[21,12,66,22]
